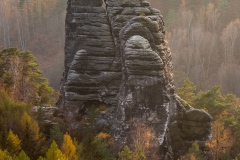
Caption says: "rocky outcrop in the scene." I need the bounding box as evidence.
[64,0,121,107]
[58,0,212,159]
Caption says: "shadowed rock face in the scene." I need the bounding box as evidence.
[58,0,212,159]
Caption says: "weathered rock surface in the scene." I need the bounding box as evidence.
[57,0,212,159]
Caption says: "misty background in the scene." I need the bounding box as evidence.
[0,0,239,97]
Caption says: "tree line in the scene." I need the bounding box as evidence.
[1,0,240,94]
[0,0,66,88]
[0,48,154,160]
[178,78,240,159]
[164,0,240,96]
[1,48,240,159]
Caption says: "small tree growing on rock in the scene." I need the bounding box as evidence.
[127,122,159,159]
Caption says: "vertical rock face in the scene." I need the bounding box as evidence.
[59,0,212,159]
[64,0,121,107]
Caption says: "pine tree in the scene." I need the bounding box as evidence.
[177,78,196,105]
[49,124,63,147]
[0,48,54,105]
[180,141,203,160]
[92,136,115,160]
[194,86,230,117]
[81,134,114,160]
[73,138,83,160]
[35,106,46,132]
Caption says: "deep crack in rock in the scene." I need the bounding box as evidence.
[57,0,212,159]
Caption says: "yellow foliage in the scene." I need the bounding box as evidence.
[20,112,40,141]
[97,132,111,139]
[6,130,21,154]
[61,133,78,160]
[128,123,158,159]
[180,153,199,160]
[95,105,107,113]
[139,12,146,16]
[43,141,68,160]
[206,120,235,160]
[0,149,13,160]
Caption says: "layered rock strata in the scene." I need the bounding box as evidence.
[58,0,212,159]
[64,0,121,107]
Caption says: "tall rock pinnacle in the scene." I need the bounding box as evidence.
[58,0,212,159]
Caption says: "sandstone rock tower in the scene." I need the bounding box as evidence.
[59,0,212,159]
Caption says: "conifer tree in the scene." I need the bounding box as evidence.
[19,112,45,159]
[0,149,13,160]
[0,48,54,105]
[73,138,83,160]
[132,146,146,160]
[43,141,67,160]
[179,141,203,160]
[0,89,29,149]
[61,133,78,160]
[177,78,196,105]
[49,124,63,147]
[118,145,146,160]
[194,86,229,117]
[16,150,30,160]
[6,130,21,155]
[118,146,133,160]
[81,134,114,160]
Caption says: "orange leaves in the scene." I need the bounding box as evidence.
[206,120,235,160]
[127,123,159,159]
[97,132,111,139]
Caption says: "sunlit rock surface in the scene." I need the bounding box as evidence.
[57,0,212,159]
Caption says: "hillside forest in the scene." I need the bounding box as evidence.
[0,0,240,159]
